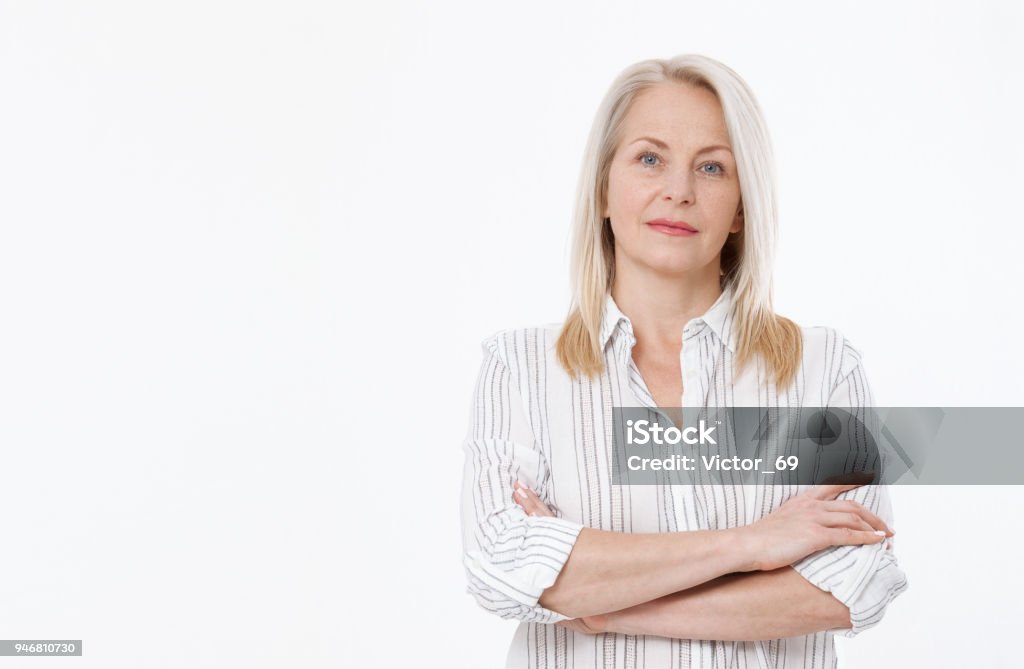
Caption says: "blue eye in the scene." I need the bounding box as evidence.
[638,151,661,167]
[702,162,725,176]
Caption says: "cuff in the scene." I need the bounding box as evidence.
[464,515,585,623]
[792,538,909,638]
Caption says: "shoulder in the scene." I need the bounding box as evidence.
[479,323,562,373]
[797,324,865,384]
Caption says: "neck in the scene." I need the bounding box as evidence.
[610,261,723,353]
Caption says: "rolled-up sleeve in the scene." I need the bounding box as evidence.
[460,333,585,623]
[792,336,909,638]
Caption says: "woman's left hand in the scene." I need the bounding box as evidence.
[512,479,556,517]
[513,480,607,635]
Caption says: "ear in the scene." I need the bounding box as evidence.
[730,204,744,234]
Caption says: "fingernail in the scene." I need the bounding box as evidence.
[873,530,886,536]
[514,488,525,499]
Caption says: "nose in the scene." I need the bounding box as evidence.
[662,165,695,204]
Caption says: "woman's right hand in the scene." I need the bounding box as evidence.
[742,483,894,572]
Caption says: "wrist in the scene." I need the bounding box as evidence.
[723,526,761,572]
[587,611,611,634]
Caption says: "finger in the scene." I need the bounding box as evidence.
[513,481,549,517]
[819,511,875,533]
[513,479,533,502]
[513,486,537,513]
[827,526,888,547]
[514,479,537,496]
[520,486,555,517]
[514,480,556,517]
[824,500,893,535]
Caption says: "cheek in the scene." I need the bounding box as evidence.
[607,169,654,214]
[699,184,741,218]
[709,177,740,202]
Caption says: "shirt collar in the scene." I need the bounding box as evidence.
[599,283,737,353]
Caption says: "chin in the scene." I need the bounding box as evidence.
[644,260,707,277]
[643,251,710,275]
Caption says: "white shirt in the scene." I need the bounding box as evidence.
[460,284,908,668]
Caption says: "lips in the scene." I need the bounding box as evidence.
[647,218,697,232]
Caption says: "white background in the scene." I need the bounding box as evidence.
[1,1,1021,667]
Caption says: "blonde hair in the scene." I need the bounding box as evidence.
[555,54,802,389]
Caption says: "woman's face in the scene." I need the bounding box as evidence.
[604,81,743,280]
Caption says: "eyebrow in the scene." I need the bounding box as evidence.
[629,136,733,155]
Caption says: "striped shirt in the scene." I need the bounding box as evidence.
[460,284,908,668]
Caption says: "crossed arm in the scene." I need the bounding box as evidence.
[514,483,854,640]
[562,564,851,640]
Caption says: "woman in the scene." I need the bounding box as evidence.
[460,54,907,668]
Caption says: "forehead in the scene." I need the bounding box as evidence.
[620,82,730,146]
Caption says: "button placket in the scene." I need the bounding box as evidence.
[673,321,705,529]
[680,321,704,409]
[617,327,678,431]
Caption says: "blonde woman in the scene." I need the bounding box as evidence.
[460,54,907,668]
